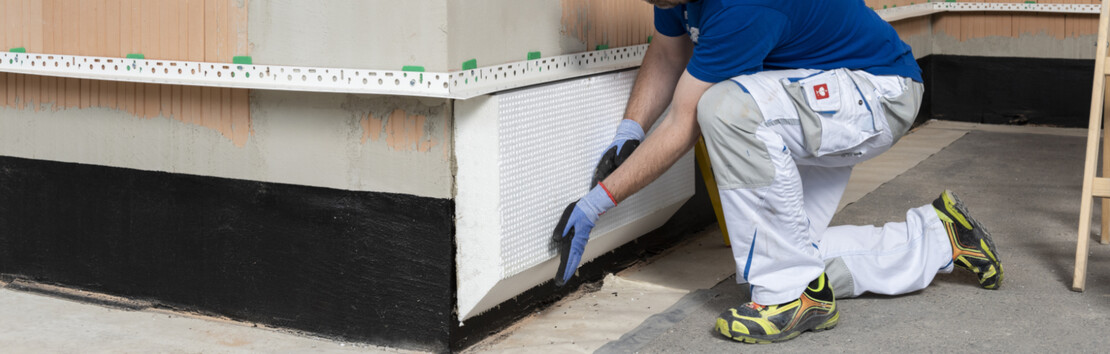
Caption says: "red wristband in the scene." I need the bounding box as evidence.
[598,182,618,205]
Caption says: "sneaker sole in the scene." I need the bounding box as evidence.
[941,190,1004,289]
[716,310,839,344]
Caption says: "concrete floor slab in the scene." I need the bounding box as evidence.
[470,274,687,353]
[618,229,735,292]
[839,124,967,211]
[0,287,414,353]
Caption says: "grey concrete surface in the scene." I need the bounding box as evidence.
[0,286,414,353]
[609,130,1110,352]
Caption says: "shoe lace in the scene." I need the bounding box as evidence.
[744,302,766,311]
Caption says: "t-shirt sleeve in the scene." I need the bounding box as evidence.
[686,7,788,83]
[653,6,686,37]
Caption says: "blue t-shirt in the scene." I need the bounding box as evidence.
[655,0,922,83]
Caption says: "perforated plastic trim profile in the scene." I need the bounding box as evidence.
[451,45,648,99]
[0,45,648,99]
[935,2,1100,14]
[0,52,452,97]
[878,2,1100,22]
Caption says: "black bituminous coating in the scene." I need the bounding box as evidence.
[0,156,455,353]
[920,55,1093,128]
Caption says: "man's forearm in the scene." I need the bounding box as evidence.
[603,71,712,203]
[603,107,701,202]
[623,34,693,129]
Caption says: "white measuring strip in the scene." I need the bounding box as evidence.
[0,3,1097,99]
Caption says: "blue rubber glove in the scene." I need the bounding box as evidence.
[592,120,645,187]
[552,184,617,286]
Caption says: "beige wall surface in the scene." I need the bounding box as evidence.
[0,89,455,198]
[0,0,456,198]
[247,0,450,71]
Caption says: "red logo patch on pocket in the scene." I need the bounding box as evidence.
[814,84,830,100]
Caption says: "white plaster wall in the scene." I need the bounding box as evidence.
[249,0,451,71]
[0,91,454,199]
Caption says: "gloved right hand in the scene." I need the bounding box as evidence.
[592,120,644,187]
[552,184,617,286]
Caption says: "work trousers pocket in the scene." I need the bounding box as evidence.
[782,69,880,157]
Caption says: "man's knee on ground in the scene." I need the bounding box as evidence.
[696,80,775,189]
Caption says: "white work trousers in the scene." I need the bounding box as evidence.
[696,68,954,305]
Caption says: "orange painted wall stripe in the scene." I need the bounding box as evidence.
[931,12,1098,41]
[0,0,252,147]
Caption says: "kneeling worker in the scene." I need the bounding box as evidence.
[551,0,1003,344]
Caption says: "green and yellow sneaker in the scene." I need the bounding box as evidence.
[932,190,1003,289]
[715,273,838,344]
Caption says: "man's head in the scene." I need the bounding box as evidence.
[643,0,693,9]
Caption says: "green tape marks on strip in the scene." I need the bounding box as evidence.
[126,53,145,59]
[527,52,541,60]
[233,56,253,65]
[9,47,26,53]
[647,35,653,44]
[595,44,609,50]
[402,66,425,84]
[462,59,477,70]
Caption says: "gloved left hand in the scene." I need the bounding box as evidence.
[552,183,617,286]
[592,120,645,187]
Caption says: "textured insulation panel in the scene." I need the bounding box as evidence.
[497,71,694,277]
[454,69,694,320]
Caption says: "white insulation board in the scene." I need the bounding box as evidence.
[455,69,694,321]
